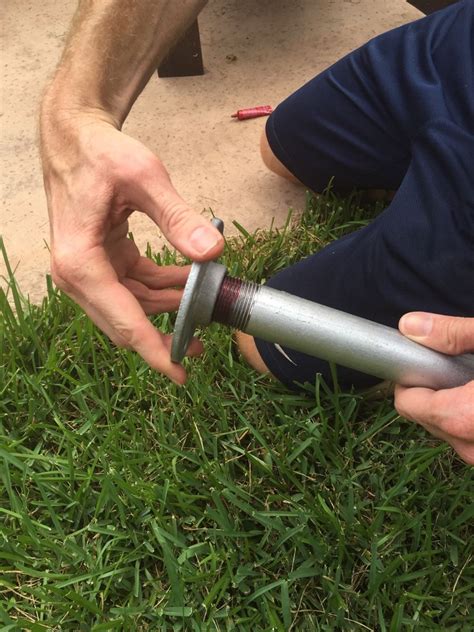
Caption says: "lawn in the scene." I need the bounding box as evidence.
[1,193,473,631]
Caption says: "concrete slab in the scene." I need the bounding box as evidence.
[1,0,421,303]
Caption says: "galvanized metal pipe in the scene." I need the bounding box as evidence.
[210,273,474,389]
[170,216,474,388]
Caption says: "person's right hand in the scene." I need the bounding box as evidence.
[395,313,474,465]
[40,111,224,384]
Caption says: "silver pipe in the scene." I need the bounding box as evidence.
[211,275,474,389]
[171,218,474,386]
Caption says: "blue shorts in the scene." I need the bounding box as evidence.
[254,0,474,390]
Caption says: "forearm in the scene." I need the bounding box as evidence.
[42,0,207,127]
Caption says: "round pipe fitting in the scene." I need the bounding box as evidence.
[171,219,474,389]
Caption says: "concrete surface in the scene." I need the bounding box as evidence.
[1,0,421,303]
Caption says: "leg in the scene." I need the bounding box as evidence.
[259,1,473,196]
[243,1,474,389]
[253,119,474,390]
[260,127,395,200]
[235,331,270,375]
[260,131,300,184]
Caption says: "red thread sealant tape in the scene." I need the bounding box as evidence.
[231,105,273,120]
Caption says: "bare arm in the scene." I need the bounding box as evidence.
[40,0,224,385]
[42,0,207,127]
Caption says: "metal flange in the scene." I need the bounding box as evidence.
[171,218,226,363]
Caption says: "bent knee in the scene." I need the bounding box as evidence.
[235,331,271,375]
[260,131,300,184]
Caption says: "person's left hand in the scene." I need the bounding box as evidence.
[394,312,474,465]
[40,115,224,384]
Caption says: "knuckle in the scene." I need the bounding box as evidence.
[112,324,135,349]
[160,200,191,234]
[125,151,161,182]
[51,250,87,290]
[112,320,148,351]
[139,287,156,307]
[444,318,463,355]
[51,252,75,291]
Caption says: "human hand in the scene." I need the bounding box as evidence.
[40,112,224,384]
[395,312,474,464]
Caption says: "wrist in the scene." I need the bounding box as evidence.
[40,77,122,134]
[40,84,120,174]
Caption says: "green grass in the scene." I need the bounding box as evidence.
[1,192,473,631]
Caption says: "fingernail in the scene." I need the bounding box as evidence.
[189,226,222,255]
[400,313,433,337]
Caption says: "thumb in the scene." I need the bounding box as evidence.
[399,312,474,355]
[144,180,224,261]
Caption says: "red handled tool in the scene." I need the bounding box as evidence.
[231,105,273,120]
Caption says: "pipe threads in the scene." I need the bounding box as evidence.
[212,276,260,331]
